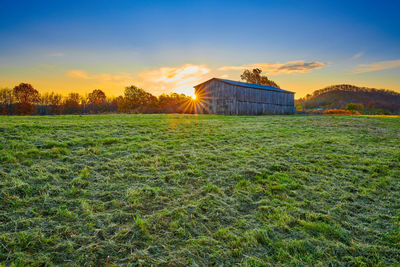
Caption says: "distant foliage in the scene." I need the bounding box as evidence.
[240,69,280,88]
[298,84,400,114]
[13,83,40,115]
[157,93,190,113]
[0,83,193,115]
[86,89,111,113]
[323,109,361,115]
[63,93,82,114]
[0,88,14,115]
[345,103,364,113]
[37,92,63,115]
[87,89,106,105]
[124,85,158,111]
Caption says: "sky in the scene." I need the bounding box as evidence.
[0,0,399,98]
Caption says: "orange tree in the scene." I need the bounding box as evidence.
[13,83,39,115]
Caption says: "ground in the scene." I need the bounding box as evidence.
[0,114,399,266]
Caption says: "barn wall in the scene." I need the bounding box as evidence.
[195,80,294,115]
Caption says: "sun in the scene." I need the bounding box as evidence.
[191,94,197,100]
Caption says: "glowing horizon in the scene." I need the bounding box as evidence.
[0,1,399,98]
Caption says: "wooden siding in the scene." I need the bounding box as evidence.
[195,79,295,115]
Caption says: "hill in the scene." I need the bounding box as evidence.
[298,84,400,114]
[1,114,400,265]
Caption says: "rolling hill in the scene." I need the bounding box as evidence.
[298,84,400,114]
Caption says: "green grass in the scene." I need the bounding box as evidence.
[0,114,399,266]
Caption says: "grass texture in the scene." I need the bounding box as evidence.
[0,114,399,266]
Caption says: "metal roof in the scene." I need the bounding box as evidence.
[195,78,294,94]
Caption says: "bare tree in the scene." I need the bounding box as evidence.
[63,93,82,114]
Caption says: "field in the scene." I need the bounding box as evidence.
[1,114,400,266]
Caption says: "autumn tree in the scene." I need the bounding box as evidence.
[38,92,62,115]
[13,83,40,115]
[124,85,157,110]
[158,93,191,113]
[87,89,106,104]
[63,93,82,114]
[240,69,280,88]
[115,96,130,112]
[38,92,63,114]
[86,89,107,113]
[0,88,14,115]
[48,92,63,114]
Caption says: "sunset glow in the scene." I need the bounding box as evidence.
[1,1,400,265]
[0,1,399,98]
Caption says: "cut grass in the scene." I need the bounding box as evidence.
[0,114,399,265]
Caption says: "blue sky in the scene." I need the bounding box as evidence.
[1,0,399,97]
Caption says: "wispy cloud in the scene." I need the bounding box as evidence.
[67,70,90,79]
[136,64,211,95]
[66,70,133,82]
[65,60,330,96]
[66,64,211,96]
[218,61,330,74]
[49,52,65,57]
[352,51,364,59]
[354,59,400,73]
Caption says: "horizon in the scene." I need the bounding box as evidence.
[1,0,400,98]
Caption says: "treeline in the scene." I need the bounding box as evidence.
[296,84,400,114]
[0,83,194,115]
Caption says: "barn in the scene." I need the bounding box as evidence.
[194,78,295,115]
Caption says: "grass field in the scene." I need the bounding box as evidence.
[1,114,399,266]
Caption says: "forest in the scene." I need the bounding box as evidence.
[1,80,400,116]
[0,83,193,115]
[296,84,400,115]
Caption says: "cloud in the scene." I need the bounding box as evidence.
[276,61,328,73]
[66,70,133,82]
[67,70,90,79]
[65,64,211,96]
[354,59,400,73]
[49,52,64,57]
[136,64,211,95]
[218,61,330,74]
[352,51,364,59]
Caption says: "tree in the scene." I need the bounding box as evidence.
[299,84,400,114]
[48,92,63,114]
[345,103,364,113]
[0,88,14,115]
[86,89,107,113]
[13,83,40,115]
[87,89,106,104]
[124,85,157,110]
[63,93,81,114]
[38,92,62,115]
[158,93,191,113]
[115,96,130,112]
[240,69,280,88]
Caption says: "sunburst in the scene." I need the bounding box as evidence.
[179,92,212,114]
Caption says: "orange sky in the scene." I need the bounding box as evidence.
[1,61,399,99]
[1,1,400,98]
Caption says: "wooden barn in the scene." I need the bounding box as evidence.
[194,78,295,115]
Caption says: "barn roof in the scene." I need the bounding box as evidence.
[194,78,294,94]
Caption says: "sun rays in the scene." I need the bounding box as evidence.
[179,92,212,114]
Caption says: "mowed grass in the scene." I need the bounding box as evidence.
[0,114,400,266]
